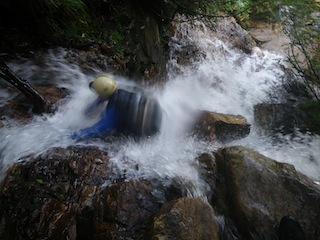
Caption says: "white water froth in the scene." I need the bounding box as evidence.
[0,20,319,195]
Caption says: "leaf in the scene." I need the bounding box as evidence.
[36,179,44,184]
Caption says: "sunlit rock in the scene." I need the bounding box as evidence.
[193,111,251,143]
[215,17,257,54]
[150,197,220,240]
[248,21,291,56]
[214,146,320,239]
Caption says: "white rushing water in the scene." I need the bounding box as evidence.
[0,18,319,197]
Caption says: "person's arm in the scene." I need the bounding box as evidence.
[71,105,117,140]
[84,97,104,116]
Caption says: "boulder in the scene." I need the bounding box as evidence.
[215,17,257,54]
[150,197,220,240]
[0,146,180,240]
[214,146,320,239]
[254,102,320,135]
[254,103,296,134]
[193,111,251,143]
[248,21,291,56]
[0,85,68,124]
[1,144,320,239]
[94,180,163,239]
[0,146,112,240]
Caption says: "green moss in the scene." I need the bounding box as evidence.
[110,29,125,60]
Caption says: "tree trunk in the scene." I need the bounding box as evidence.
[0,58,49,114]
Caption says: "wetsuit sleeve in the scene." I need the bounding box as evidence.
[71,105,117,140]
[84,97,103,116]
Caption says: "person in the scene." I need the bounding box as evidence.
[71,75,162,140]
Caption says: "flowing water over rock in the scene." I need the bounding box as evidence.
[0,17,319,200]
[1,16,320,240]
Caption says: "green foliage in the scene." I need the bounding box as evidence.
[36,178,44,184]
[39,0,96,44]
[279,1,320,100]
[188,0,320,102]
[191,0,272,26]
[0,0,102,49]
[110,29,125,60]
[235,0,251,22]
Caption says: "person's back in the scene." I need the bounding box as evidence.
[71,75,162,140]
[107,89,162,136]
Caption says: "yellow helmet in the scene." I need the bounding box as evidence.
[89,75,117,99]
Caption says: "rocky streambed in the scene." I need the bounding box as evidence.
[0,144,319,239]
[0,15,320,240]
[0,83,319,239]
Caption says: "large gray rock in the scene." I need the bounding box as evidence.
[253,103,296,134]
[248,21,291,56]
[215,17,257,54]
[254,101,320,135]
[214,146,320,239]
[150,197,220,240]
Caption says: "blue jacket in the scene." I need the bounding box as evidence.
[72,89,162,140]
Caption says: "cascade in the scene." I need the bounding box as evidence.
[0,18,319,198]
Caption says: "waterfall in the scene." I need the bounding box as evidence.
[0,18,319,197]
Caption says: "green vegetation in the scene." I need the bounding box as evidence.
[0,0,318,126]
[235,0,320,101]
[110,29,125,60]
[0,0,99,49]
[0,0,318,100]
[280,1,320,100]
[193,0,319,101]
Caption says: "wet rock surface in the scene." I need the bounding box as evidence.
[254,102,320,135]
[193,111,251,143]
[254,103,296,134]
[1,145,319,239]
[150,198,220,240]
[214,146,320,240]
[0,85,68,125]
[248,21,291,57]
[1,9,319,240]
[215,17,257,54]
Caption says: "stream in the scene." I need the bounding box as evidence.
[0,17,319,198]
